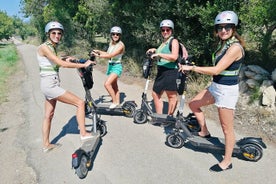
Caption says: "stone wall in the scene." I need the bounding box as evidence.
[239,65,276,109]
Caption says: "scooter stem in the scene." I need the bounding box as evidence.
[144,79,150,94]
[178,93,186,114]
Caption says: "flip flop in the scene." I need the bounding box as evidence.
[42,143,62,153]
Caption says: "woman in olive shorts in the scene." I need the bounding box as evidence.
[37,21,94,152]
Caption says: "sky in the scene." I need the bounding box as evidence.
[0,0,26,19]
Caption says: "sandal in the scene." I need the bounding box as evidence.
[209,163,233,172]
[42,143,62,153]
[192,132,211,138]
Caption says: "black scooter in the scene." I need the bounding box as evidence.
[81,52,137,118]
[133,52,187,126]
[166,61,267,162]
[70,58,107,179]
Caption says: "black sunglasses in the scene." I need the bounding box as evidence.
[51,31,62,35]
[111,33,120,36]
[215,24,234,32]
[161,28,171,33]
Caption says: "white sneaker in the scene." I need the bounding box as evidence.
[80,135,94,141]
[109,103,118,109]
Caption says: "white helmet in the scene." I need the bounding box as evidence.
[110,26,122,34]
[160,19,174,29]
[45,21,64,33]
[214,11,238,26]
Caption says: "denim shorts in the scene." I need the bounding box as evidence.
[207,82,239,109]
[106,63,123,77]
[40,74,66,100]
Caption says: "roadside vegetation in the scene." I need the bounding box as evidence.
[0,44,18,103]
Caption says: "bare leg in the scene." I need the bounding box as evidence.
[56,91,90,137]
[111,80,120,104]
[152,90,163,114]
[104,73,119,104]
[218,107,235,169]
[189,89,214,136]
[165,90,178,115]
[42,99,57,148]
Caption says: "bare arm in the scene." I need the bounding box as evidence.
[93,43,124,59]
[179,44,243,75]
[38,44,93,68]
[152,39,179,62]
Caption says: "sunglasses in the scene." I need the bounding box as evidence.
[51,31,62,35]
[161,28,171,33]
[215,24,234,32]
[111,33,120,36]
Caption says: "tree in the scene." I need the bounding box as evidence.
[240,0,276,71]
[0,11,14,40]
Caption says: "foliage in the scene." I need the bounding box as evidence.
[0,11,14,40]
[248,86,262,105]
[17,0,275,71]
[240,0,276,72]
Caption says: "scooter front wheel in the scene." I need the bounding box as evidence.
[166,134,185,149]
[240,143,263,162]
[75,155,89,179]
[133,110,147,124]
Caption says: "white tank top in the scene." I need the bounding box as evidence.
[37,42,59,76]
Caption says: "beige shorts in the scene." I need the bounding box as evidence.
[40,74,66,100]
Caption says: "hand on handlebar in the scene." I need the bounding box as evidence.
[146,48,156,55]
[91,50,100,56]
[84,60,95,68]
[178,63,194,73]
[151,53,160,61]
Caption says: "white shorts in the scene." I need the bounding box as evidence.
[40,74,66,100]
[207,82,239,109]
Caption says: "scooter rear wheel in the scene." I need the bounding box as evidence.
[240,143,263,162]
[122,102,136,118]
[97,121,107,137]
[166,134,185,149]
[75,155,89,179]
[133,109,147,124]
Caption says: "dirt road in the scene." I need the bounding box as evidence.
[0,41,276,184]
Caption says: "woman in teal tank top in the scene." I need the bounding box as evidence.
[146,19,179,119]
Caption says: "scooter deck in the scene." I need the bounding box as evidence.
[151,113,176,122]
[81,133,101,153]
[96,104,125,116]
[189,136,240,151]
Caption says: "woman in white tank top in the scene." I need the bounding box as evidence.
[37,21,95,152]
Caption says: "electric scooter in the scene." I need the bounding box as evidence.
[70,58,107,179]
[81,52,137,118]
[133,53,199,131]
[165,61,267,162]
